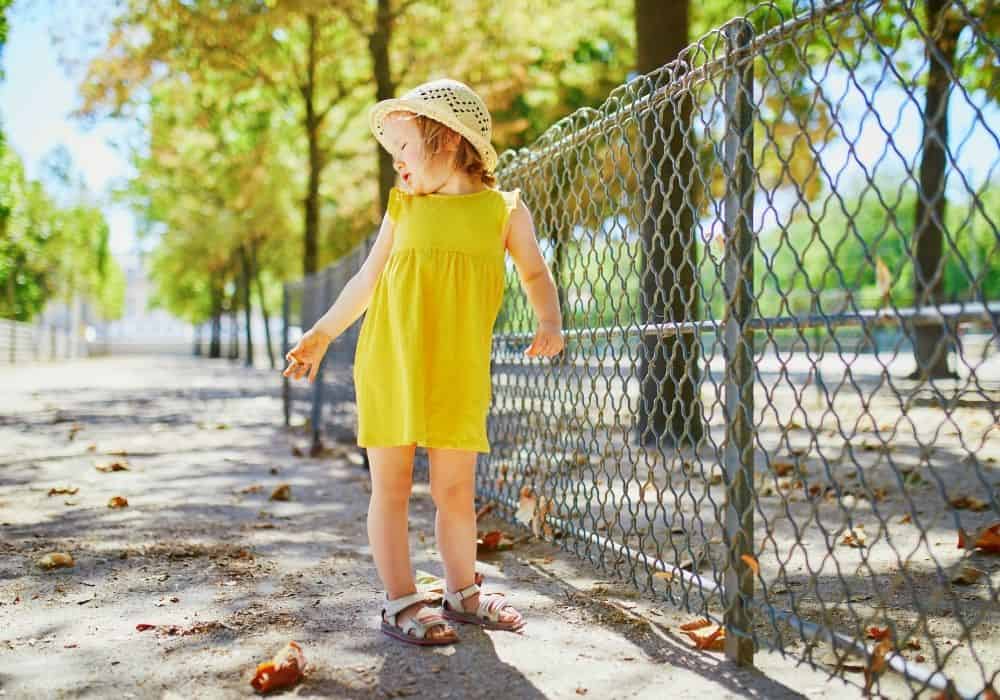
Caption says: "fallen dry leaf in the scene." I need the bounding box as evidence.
[683,624,725,651]
[480,530,502,549]
[864,638,894,695]
[866,626,891,641]
[270,484,292,501]
[250,641,306,693]
[477,530,514,552]
[958,522,1000,554]
[951,565,985,586]
[515,486,536,525]
[95,459,129,473]
[107,496,128,509]
[949,496,989,512]
[741,554,760,575]
[47,486,79,496]
[532,495,554,539]
[653,571,675,582]
[932,690,999,700]
[37,552,74,570]
[135,621,226,636]
[841,529,867,548]
[679,618,712,632]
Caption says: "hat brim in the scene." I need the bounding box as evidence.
[368,98,498,173]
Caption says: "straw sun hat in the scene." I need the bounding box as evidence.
[368,77,499,173]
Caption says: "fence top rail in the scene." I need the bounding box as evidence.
[493,0,876,179]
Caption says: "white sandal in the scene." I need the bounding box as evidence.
[380,590,458,646]
[441,582,525,631]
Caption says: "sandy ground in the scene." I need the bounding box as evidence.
[477,338,1000,698]
[0,353,866,700]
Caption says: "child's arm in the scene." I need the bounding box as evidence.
[505,200,565,357]
[311,209,395,340]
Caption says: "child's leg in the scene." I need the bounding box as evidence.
[427,447,519,624]
[368,444,453,639]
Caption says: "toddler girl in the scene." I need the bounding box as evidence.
[283,78,564,645]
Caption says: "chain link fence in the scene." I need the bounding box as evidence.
[282,241,370,458]
[283,1,998,695]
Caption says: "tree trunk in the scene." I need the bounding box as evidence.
[371,0,397,246]
[228,270,240,361]
[303,13,322,278]
[209,276,222,358]
[250,239,276,369]
[239,243,254,368]
[909,0,962,380]
[634,0,703,447]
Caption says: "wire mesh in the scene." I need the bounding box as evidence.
[283,1,999,695]
[283,241,370,454]
[484,1,998,696]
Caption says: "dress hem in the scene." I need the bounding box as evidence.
[357,438,490,454]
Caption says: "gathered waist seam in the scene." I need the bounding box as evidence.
[389,246,503,261]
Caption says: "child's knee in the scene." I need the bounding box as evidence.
[430,479,474,508]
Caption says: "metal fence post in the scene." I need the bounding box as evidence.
[281,283,290,427]
[722,17,755,667]
[309,270,329,456]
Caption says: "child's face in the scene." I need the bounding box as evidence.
[382,111,460,195]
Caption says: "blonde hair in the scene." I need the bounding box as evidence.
[411,113,497,187]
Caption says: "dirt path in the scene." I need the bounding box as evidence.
[2,354,859,699]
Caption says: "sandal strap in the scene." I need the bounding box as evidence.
[401,610,451,639]
[444,582,480,606]
[478,592,513,621]
[383,590,432,620]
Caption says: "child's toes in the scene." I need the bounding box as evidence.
[432,624,455,640]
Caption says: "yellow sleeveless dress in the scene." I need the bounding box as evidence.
[353,185,521,454]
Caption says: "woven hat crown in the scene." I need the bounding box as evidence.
[369,78,498,173]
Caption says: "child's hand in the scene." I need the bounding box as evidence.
[283,327,333,383]
[524,320,565,358]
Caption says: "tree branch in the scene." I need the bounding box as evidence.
[317,75,370,124]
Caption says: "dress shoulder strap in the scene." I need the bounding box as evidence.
[387,186,410,223]
[500,187,521,235]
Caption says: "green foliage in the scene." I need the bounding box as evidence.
[509,180,999,332]
[0,144,124,321]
